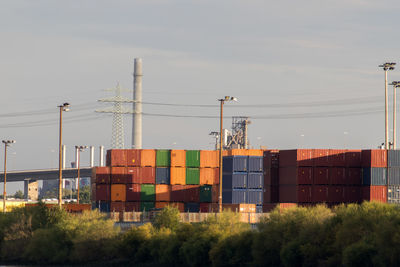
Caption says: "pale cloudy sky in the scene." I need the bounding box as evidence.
[1,1,400,191]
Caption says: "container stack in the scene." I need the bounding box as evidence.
[361,149,387,203]
[222,150,264,210]
[92,149,220,213]
[388,150,400,203]
[263,150,279,204]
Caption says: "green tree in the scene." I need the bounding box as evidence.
[152,206,180,230]
[13,190,24,199]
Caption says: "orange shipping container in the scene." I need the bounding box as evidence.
[200,150,219,168]
[171,150,186,167]
[200,168,219,185]
[156,184,171,202]
[362,185,387,203]
[247,149,263,156]
[140,149,156,167]
[226,149,248,156]
[92,166,111,184]
[362,150,387,168]
[111,184,126,202]
[170,167,186,185]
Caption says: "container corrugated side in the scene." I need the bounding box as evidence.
[279,167,313,185]
[171,185,185,202]
[186,150,200,168]
[279,149,313,167]
[344,186,361,203]
[247,172,263,189]
[312,149,329,166]
[279,185,312,203]
[140,184,155,202]
[93,167,111,184]
[345,150,362,167]
[312,185,328,203]
[111,167,127,184]
[184,202,200,212]
[346,168,362,185]
[223,156,248,172]
[248,156,263,172]
[222,173,247,189]
[388,150,400,167]
[200,167,219,185]
[106,149,127,166]
[156,167,170,184]
[313,167,329,185]
[111,184,126,202]
[362,167,387,185]
[328,186,344,203]
[126,149,141,167]
[222,189,246,204]
[156,149,171,167]
[362,185,387,203]
[171,150,186,167]
[247,189,263,205]
[186,168,200,185]
[184,185,200,202]
[328,149,346,167]
[388,167,400,185]
[126,184,140,201]
[155,184,171,202]
[95,184,110,201]
[263,150,279,169]
[170,167,186,185]
[264,168,279,185]
[199,185,212,202]
[329,167,346,185]
[362,149,387,167]
[140,149,156,167]
[200,150,218,168]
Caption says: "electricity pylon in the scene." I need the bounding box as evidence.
[96,83,135,149]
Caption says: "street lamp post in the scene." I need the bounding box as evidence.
[2,140,15,213]
[58,103,70,208]
[379,63,396,150]
[75,145,88,204]
[218,96,237,213]
[390,81,400,150]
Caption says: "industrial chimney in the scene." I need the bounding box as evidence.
[132,58,143,149]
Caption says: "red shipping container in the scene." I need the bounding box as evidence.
[362,149,387,167]
[93,167,111,184]
[313,149,329,166]
[329,167,346,185]
[279,167,313,185]
[125,202,140,212]
[346,168,362,185]
[279,185,311,203]
[212,185,219,203]
[312,186,328,203]
[171,185,185,202]
[184,185,200,202]
[264,168,279,185]
[313,167,329,185]
[362,185,387,203]
[95,184,110,201]
[106,149,127,166]
[328,186,344,203]
[126,149,141,167]
[279,149,313,167]
[111,202,125,212]
[126,167,156,184]
[263,150,279,169]
[345,150,362,167]
[111,167,128,184]
[126,184,141,201]
[200,203,219,212]
[156,184,171,202]
[262,203,278,212]
[328,149,346,167]
[264,185,279,203]
[345,186,361,203]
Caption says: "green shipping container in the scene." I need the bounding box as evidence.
[141,202,155,212]
[200,185,212,202]
[186,168,200,185]
[156,149,171,167]
[186,150,200,167]
[141,184,155,201]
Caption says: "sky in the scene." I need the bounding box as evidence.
[1,0,400,192]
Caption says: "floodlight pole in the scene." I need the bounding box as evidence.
[58,103,70,208]
[380,63,396,150]
[2,140,15,213]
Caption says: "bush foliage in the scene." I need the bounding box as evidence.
[0,201,400,266]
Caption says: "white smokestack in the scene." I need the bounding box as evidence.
[132,58,143,149]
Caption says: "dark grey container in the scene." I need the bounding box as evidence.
[223,156,248,172]
[222,189,247,204]
[388,150,400,167]
[248,156,263,172]
[388,167,400,185]
[223,173,247,189]
[247,173,264,189]
[156,167,170,184]
[247,189,263,205]
[362,167,387,185]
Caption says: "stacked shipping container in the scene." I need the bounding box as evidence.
[361,150,387,203]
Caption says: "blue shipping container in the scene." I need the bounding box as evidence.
[247,189,263,205]
[184,202,200,212]
[223,173,247,189]
[248,156,263,172]
[362,167,387,185]
[247,172,264,189]
[223,189,247,204]
[223,156,248,172]
[156,167,170,184]
[388,150,400,167]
